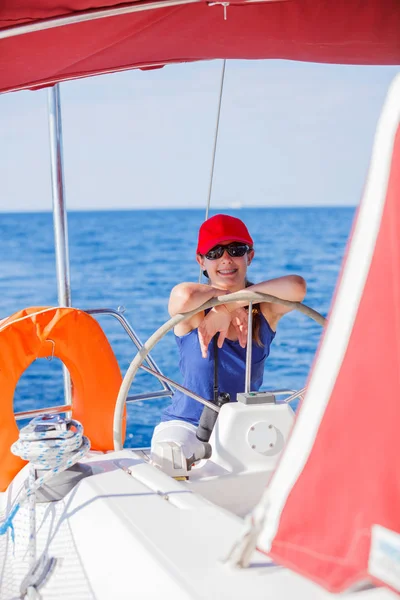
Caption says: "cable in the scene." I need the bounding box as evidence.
[199,59,227,283]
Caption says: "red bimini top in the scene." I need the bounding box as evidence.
[0,0,399,94]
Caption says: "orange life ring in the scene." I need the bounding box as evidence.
[0,307,125,491]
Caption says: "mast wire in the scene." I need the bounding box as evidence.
[199,59,226,283]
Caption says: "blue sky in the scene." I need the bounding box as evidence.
[1,60,398,212]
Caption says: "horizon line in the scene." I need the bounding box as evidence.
[0,204,357,214]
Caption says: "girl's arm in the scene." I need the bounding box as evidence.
[221,275,307,330]
[168,282,227,336]
[196,275,306,355]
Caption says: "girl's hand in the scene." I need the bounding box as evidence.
[198,305,249,358]
[198,306,231,358]
[230,307,248,349]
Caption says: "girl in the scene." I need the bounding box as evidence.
[160,213,307,428]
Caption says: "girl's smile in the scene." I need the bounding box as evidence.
[217,268,238,276]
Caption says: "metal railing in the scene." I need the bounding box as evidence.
[85,307,174,403]
[13,306,306,422]
[14,307,174,421]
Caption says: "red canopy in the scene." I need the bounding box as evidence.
[0,0,400,94]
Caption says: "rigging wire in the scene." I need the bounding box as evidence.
[205,58,226,222]
[199,59,226,282]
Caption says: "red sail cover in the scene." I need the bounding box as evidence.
[255,74,400,593]
[0,0,400,94]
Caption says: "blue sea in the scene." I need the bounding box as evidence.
[0,208,354,447]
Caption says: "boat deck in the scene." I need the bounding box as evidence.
[0,450,397,600]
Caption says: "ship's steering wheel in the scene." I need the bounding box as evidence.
[113,291,326,450]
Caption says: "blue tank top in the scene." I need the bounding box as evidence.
[162,312,275,426]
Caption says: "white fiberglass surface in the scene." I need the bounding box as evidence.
[0,450,398,600]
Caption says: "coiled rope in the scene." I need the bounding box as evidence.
[0,415,90,598]
[0,416,90,540]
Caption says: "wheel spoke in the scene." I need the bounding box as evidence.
[139,364,219,413]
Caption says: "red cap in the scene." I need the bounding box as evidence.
[196,214,254,254]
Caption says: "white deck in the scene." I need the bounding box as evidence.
[0,450,396,600]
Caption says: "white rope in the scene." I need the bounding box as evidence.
[0,416,90,538]
[0,416,90,596]
[28,465,36,567]
[11,418,88,468]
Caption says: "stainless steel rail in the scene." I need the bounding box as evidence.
[15,404,72,421]
[85,307,174,402]
[261,388,306,403]
[14,306,306,422]
[14,307,174,421]
[283,387,306,403]
[244,302,253,393]
[48,84,72,408]
[126,389,173,403]
[14,388,303,421]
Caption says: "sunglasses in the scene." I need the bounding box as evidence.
[205,243,250,260]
